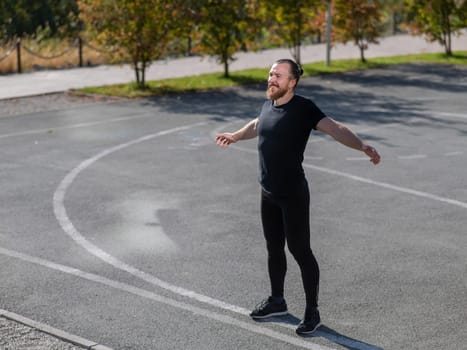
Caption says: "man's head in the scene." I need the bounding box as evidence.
[267,59,303,101]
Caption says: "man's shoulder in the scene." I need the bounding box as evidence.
[293,94,313,104]
[291,95,319,111]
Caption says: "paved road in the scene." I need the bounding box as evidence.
[1,62,466,349]
[0,32,466,99]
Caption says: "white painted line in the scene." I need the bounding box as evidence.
[305,156,324,161]
[308,122,400,144]
[397,154,427,160]
[223,139,467,211]
[0,307,113,350]
[53,122,250,316]
[444,151,463,157]
[0,247,334,350]
[308,136,329,144]
[302,163,467,210]
[345,157,369,161]
[433,111,467,120]
[0,113,152,139]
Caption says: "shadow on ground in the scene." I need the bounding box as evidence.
[320,63,467,94]
[135,63,465,143]
[255,314,384,350]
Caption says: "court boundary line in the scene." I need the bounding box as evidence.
[0,307,113,350]
[51,117,465,349]
[53,122,252,316]
[0,246,333,350]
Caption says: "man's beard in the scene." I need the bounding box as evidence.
[266,84,287,100]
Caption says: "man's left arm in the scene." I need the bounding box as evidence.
[316,116,381,165]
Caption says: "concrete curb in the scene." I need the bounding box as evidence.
[0,308,114,350]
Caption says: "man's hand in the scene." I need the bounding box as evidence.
[362,144,381,165]
[215,133,237,148]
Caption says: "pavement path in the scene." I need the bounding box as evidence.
[0,33,466,100]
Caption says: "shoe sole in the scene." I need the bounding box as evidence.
[250,310,289,319]
[296,322,321,335]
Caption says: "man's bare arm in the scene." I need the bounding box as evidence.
[316,116,381,165]
[215,118,259,147]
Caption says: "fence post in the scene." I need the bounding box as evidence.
[78,37,83,67]
[16,39,22,73]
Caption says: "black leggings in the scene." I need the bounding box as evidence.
[260,185,320,309]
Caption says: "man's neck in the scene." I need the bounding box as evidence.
[274,91,294,106]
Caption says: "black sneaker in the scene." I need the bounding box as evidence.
[250,297,288,319]
[296,308,321,335]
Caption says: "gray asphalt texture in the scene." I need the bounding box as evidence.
[0,26,467,350]
[1,62,466,350]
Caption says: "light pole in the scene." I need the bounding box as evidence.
[326,0,332,66]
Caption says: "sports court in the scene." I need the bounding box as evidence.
[1,63,466,349]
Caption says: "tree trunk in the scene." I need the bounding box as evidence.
[359,44,366,63]
[141,60,147,88]
[446,16,452,56]
[187,36,192,57]
[134,60,140,86]
[292,42,301,65]
[446,31,452,56]
[222,49,229,78]
[442,4,452,56]
[223,60,229,78]
[16,40,22,74]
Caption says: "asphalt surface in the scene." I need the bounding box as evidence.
[1,61,466,350]
[0,31,466,350]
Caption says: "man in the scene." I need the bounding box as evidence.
[215,59,380,335]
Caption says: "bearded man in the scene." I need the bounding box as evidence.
[215,59,380,335]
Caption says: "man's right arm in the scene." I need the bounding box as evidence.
[215,118,259,148]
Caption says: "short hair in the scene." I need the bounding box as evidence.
[274,59,303,84]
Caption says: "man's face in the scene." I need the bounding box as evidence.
[266,63,295,100]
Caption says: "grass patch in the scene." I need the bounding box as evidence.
[78,51,467,98]
[79,68,270,98]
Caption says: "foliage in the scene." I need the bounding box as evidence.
[194,0,263,77]
[0,0,80,43]
[261,0,322,64]
[376,0,407,34]
[404,0,467,56]
[333,0,386,62]
[78,0,185,87]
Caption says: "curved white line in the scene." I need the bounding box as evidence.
[0,247,333,350]
[53,122,249,316]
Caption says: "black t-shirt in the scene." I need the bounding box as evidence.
[257,94,326,196]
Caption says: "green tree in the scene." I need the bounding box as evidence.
[194,0,263,77]
[262,0,322,65]
[334,0,385,62]
[405,0,467,56]
[78,0,184,87]
[0,0,79,43]
[376,0,406,34]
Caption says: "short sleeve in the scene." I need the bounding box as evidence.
[306,99,326,130]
